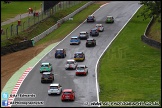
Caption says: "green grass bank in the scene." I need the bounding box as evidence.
[98,5,161,105]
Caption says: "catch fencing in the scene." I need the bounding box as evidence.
[1,1,82,43]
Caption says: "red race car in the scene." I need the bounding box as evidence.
[76,65,88,76]
[61,89,75,101]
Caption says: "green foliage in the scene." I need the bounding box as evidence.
[139,1,161,20]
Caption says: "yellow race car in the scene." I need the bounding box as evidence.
[74,52,85,61]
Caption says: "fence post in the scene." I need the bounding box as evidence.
[23,22,25,31]
[34,14,35,24]
[62,1,64,10]
[38,14,39,22]
[6,28,8,39]
[50,9,52,16]
[40,3,42,17]
[11,24,13,36]
[28,18,30,27]
[16,25,18,35]
[42,11,43,20]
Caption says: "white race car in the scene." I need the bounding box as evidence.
[65,59,78,70]
[48,83,62,95]
[95,24,104,32]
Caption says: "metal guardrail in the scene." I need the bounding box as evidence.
[32,1,95,43]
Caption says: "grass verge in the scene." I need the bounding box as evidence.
[1,1,42,22]
[147,18,161,43]
[98,5,161,105]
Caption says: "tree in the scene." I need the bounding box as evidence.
[139,1,161,21]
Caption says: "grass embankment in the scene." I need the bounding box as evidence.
[99,5,161,105]
[1,1,89,47]
[147,18,161,43]
[1,1,42,22]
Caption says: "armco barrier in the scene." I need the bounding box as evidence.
[141,35,161,49]
[1,40,33,56]
[141,17,161,49]
[32,1,95,43]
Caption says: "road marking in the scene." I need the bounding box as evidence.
[100,3,109,8]
[7,67,33,107]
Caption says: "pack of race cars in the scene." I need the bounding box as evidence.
[40,15,114,102]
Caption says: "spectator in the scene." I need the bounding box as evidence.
[29,8,33,14]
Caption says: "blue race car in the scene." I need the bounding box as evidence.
[70,36,81,45]
[55,49,66,58]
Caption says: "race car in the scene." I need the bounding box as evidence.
[41,72,54,83]
[40,63,52,73]
[55,49,66,58]
[74,52,85,61]
[76,65,88,76]
[48,83,62,95]
[95,24,104,32]
[70,36,81,45]
[65,59,78,70]
[87,15,95,22]
[106,16,114,23]
[79,31,89,40]
[90,28,99,36]
[61,89,75,101]
[86,38,96,47]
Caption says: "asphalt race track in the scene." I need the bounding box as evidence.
[12,1,141,107]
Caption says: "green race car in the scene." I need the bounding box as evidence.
[106,16,114,23]
[40,63,52,73]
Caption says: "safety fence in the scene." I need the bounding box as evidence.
[1,1,82,43]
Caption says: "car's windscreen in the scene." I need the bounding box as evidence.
[43,74,50,78]
[71,38,78,40]
[63,92,72,94]
[96,26,101,28]
[41,64,49,67]
[77,67,84,70]
[67,61,74,64]
[80,33,86,35]
[75,54,83,57]
[50,86,58,89]
[108,17,112,20]
[88,16,93,19]
[56,50,63,53]
[91,30,97,32]
[87,40,93,42]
